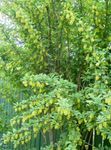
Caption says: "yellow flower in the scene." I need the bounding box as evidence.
[102,122,107,128]
[21,140,24,145]
[22,117,27,123]
[95,75,99,81]
[15,134,18,139]
[105,80,108,84]
[98,124,102,130]
[33,127,38,132]
[105,97,111,104]
[22,81,28,87]
[78,27,84,32]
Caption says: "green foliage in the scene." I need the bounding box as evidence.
[2,74,79,149]
[0,0,111,149]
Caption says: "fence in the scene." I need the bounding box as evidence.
[0,87,54,150]
[0,86,110,150]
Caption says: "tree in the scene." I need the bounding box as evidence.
[0,0,111,149]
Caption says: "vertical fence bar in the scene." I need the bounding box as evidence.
[39,131,41,150]
[92,128,95,150]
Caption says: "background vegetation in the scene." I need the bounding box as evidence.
[0,0,111,149]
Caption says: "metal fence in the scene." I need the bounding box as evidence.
[0,88,52,150]
[0,88,110,150]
